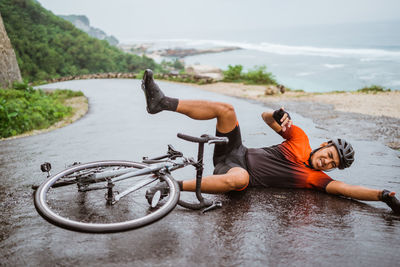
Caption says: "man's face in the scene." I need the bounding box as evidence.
[311,144,340,171]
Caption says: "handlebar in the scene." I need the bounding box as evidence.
[176,133,227,211]
[177,133,229,145]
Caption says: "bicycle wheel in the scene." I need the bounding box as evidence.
[34,160,180,233]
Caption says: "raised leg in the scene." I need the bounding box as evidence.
[142,69,238,133]
[142,69,246,194]
[176,100,237,133]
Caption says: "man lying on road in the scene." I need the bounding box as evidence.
[140,69,400,214]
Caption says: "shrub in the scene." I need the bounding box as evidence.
[0,87,83,138]
[223,64,278,85]
[285,88,305,93]
[223,65,243,82]
[12,81,29,90]
[245,65,277,85]
[357,85,391,93]
[160,59,185,72]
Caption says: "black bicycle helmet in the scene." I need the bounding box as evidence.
[328,138,355,169]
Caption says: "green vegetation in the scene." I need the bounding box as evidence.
[223,65,243,82]
[357,85,391,93]
[285,88,305,93]
[223,65,278,85]
[0,82,83,138]
[154,74,211,85]
[0,0,159,82]
[160,59,185,73]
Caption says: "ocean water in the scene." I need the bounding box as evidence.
[127,21,400,92]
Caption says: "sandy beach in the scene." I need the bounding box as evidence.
[192,82,400,118]
[186,82,400,150]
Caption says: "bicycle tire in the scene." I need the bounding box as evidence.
[34,160,180,233]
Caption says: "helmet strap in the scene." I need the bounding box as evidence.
[305,146,324,170]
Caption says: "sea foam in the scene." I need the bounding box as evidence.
[130,38,400,61]
[323,64,345,69]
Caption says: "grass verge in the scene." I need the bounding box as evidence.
[0,83,84,138]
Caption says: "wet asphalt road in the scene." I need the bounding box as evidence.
[1,79,400,266]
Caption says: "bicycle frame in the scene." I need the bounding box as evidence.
[38,133,228,212]
[85,135,224,211]
[88,158,191,205]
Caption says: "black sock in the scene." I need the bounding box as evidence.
[177,180,183,191]
[161,97,179,111]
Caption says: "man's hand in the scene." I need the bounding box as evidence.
[381,190,400,214]
[280,112,292,132]
[273,107,292,132]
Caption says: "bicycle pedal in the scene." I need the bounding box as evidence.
[40,162,52,178]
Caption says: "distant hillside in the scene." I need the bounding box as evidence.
[0,0,158,82]
[59,15,119,46]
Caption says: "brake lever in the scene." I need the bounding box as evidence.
[202,201,222,213]
[208,137,229,145]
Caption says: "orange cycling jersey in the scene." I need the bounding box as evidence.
[246,125,334,191]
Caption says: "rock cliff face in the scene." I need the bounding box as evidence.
[0,12,22,88]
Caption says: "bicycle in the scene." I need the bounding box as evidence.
[33,133,228,233]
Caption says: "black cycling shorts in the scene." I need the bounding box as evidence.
[213,123,248,175]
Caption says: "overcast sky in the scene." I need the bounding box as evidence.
[38,0,400,42]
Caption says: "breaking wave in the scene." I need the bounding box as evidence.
[323,64,345,69]
[127,38,400,60]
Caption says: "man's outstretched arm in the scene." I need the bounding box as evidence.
[326,181,381,200]
[326,181,400,213]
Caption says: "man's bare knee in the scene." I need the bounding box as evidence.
[226,168,249,190]
[216,103,237,132]
[218,103,235,118]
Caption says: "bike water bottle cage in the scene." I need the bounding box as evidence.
[273,109,291,125]
[328,138,355,169]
